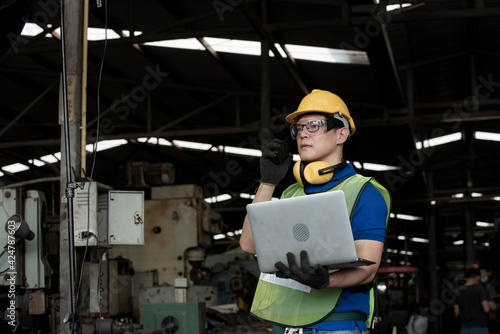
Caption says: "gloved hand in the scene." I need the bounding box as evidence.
[275,250,330,290]
[260,138,292,185]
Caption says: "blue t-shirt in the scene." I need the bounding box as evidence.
[303,163,388,330]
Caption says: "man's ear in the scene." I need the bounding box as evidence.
[337,127,350,144]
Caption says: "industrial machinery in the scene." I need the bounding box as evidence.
[0,187,51,332]
[0,162,264,333]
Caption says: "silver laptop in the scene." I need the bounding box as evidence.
[246,190,375,273]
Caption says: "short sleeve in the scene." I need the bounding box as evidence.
[351,182,388,242]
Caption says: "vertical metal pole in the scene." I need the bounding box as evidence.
[428,206,439,333]
[465,204,475,265]
[260,0,271,147]
[59,0,83,333]
[81,0,89,177]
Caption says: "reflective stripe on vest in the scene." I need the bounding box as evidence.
[250,174,391,328]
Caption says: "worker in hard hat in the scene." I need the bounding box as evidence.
[240,89,391,334]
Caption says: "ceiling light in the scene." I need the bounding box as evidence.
[452,193,464,198]
[475,131,500,142]
[410,237,429,243]
[397,235,406,240]
[213,234,226,240]
[387,4,412,11]
[431,200,436,205]
[415,132,462,149]
[471,192,483,197]
[453,240,464,245]
[205,193,232,203]
[363,162,399,171]
[476,221,494,228]
[493,197,500,201]
[2,163,30,173]
[173,140,215,151]
[396,214,423,221]
[353,161,363,169]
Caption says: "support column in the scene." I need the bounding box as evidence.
[59,0,84,332]
[260,0,271,147]
[465,204,475,265]
[428,205,439,333]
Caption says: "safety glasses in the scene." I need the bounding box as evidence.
[290,119,335,139]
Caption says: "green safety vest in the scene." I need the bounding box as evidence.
[250,174,391,328]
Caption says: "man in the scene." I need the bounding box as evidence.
[240,89,391,334]
[454,267,490,334]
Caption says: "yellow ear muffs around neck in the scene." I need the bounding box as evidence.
[293,160,347,187]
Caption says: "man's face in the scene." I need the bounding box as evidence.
[295,113,345,163]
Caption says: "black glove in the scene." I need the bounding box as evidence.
[260,138,292,185]
[274,250,330,290]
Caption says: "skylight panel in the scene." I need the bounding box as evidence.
[21,23,45,36]
[139,137,172,146]
[86,139,128,153]
[173,140,215,151]
[144,38,205,50]
[40,153,60,163]
[142,36,368,65]
[87,27,122,41]
[222,146,262,158]
[204,37,262,56]
[2,163,29,173]
[28,159,46,167]
[285,44,369,65]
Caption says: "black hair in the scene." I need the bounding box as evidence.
[465,267,481,278]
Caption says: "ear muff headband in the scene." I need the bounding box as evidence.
[293,159,347,187]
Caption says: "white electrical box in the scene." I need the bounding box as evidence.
[74,183,144,246]
[74,182,112,247]
[108,190,145,245]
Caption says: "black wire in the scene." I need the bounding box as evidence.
[74,0,109,328]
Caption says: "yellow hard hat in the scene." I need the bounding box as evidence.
[285,89,356,135]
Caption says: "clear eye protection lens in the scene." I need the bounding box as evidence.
[290,120,327,139]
